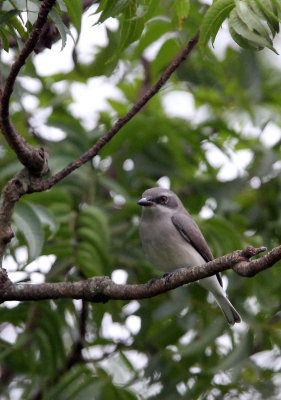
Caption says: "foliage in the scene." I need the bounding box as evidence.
[200,0,281,53]
[0,0,281,399]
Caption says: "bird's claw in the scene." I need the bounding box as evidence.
[162,268,185,284]
[147,268,185,286]
[147,278,160,287]
[162,271,175,284]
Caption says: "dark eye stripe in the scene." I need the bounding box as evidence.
[155,196,167,204]
[153,195,178,209]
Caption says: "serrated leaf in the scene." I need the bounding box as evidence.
[13,202,44,260]
[199,0,235,46]
[63,0,82,36]
[229,8,278,53]
[176,0,190,30]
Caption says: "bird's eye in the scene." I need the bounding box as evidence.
[159,195,168,204]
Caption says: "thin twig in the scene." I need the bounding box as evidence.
[30,32,200,192]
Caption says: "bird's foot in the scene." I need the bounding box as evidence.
[162,268,184,283]
[147,278,160,287]
[147,268,186,286]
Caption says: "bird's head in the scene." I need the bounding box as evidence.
[137,187,180,215]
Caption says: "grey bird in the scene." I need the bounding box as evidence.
[137,187,241,325]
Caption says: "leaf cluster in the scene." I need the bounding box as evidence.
[200,0,281,53]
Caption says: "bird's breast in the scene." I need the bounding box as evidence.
[139,215,204,271]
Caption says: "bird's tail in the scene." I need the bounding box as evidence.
[214,294,241,325]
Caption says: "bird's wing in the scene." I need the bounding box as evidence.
[171,212,223,287]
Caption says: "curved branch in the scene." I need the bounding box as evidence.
[0,169,31,265]
[1,245,280,303]
[30,32,200,192]
[0,0,55,176]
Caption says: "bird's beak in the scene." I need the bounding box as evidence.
[137,197,154,207]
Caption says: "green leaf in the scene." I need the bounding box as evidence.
[28,203,58,237]
[80,28,119,77]
[235,0,271,39]
[271,0,281,15]
[96,0,132,24]
[63,0,82,36]
[49,9,68,50]
[76,247,104,276]
[75,205,111,276]
[229,8,277,53]
[228,19,260,50]
[80,206,110,245]
[13,202,44,260]
[134,18,171,56]
[247,0,266,18]
[0,10,20,26]
[200,215,243,258]
[199,0,235,46]
[151,37,181,78]
[34,329,56,376]
[254,0,280,34]
[175,0,190,29]
[8,15,27,39]
[77,227,108,261]
[0,27,9,51]
[118,1,145,55]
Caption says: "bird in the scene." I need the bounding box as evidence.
[137,187,241,325]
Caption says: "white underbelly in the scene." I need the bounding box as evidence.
[139,214,225,297]
[142,233,205,272]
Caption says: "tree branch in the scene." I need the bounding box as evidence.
[0,169,32,266]
[30,32,200,192]
[0,245,280,303]
[0,0,56,176]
